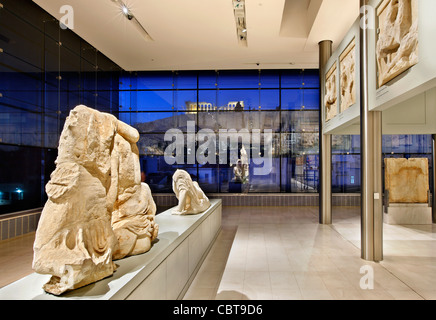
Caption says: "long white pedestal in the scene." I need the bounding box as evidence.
[384,203,432,225]
[0,199,222,300]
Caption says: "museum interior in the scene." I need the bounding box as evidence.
[0,0,435,301]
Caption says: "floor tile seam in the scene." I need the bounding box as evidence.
[376,262,427,300]
[329,224,428,300]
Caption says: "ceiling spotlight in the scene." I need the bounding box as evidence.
[111,0,153,41]
[121,5,133,20]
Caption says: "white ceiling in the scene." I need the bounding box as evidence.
[33,0,359,71]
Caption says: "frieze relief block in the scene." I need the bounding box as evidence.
[377,0,419,87]
[340,39,356,113]
[325,63,338,122]
[385,158,429,204]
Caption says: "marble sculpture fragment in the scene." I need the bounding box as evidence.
[172,169,211,215]
[376,0,418,87]
[325,63,338,122]
[32,105,158,295]
[340,39,356,113]
[385,158,429,204]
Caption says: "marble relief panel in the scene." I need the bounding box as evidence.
[325,63,338,122]
[385,158,429,203]
[376,0,419,87]
[340,38,356,113]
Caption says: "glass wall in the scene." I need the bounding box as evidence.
[0,0,121,214]
[332,134,434,193]
[119,69,321,193]
[1,0,434,214]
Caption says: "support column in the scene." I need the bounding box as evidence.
[319,40,333,225]
[360,0,383,261]
[432,135,436,223]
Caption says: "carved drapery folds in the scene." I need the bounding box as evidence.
[172,169,211,215]
[325,63,338,122]
[33,105,158,295]
[376,0,419,87]
[340,39,356,113]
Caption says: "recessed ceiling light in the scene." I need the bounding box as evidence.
[233,0,247,46]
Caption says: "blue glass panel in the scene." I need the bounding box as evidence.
[44,114,59,148]
[44,88,58,112]
[302,89,320,110]
[281,111,319,133]
[218,70,259,89]
[332,154,361,193]
[140,156,175,193]
[332,135,360,154]
[136,91,173,111]
[0,57,43,113]
[303,69,320,88]
[383,135,433,154]
[122,112,196,133]
[259,70,280,88]
[217,89,259,111]
[174,90,197,112]
[281,89,303,110]
[135,71,174,90]
[174,71,197,89]
[119,72,133,91]
[0,89,42,113]
[0,107,41,146]
[260,89,280,110]
[82,91,96,109]
[198,71,217,89]
[0,144,45,214]
[60,90,80,114]
[119,90,133,111]
[281,155,319,193]
[198,164,219,193]
[198,90,217,107]
[282,70,304,88]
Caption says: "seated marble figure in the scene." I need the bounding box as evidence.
[32,105,158,296]
[172,170,211,215]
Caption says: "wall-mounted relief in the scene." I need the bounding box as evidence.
[325,62,338,122]
[376,0,419,88]
[385,158,429,203]
[340,38,356,113]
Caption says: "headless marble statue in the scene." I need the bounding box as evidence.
[172,169,211,215]
[32,105,158,295]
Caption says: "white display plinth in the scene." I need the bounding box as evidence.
[0,199,222,300]
[383,203,432,225]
